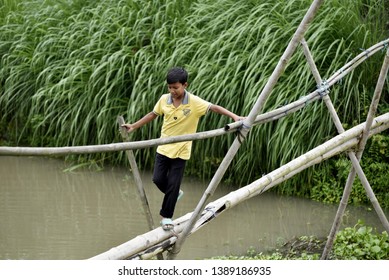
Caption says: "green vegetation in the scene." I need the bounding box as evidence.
[1,0,388,205]
[311,130,389,208]
[212,221,389,260]
[333,220,389,259]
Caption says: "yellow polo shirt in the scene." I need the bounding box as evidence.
[153,91,211,160]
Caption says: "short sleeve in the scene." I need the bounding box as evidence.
[193,95,211,117]
[153,95,164,116]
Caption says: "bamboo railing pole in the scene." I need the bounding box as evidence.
[321,47,389,259]
[117,117,155,229]
[0,126,234,156]
[225,39,389,131]
[326,39,388,86]
[301,39,389,258]
[167,0,325,260]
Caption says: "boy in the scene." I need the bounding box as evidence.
[122,67,242,230]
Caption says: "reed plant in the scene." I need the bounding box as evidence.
[1,0,388,191]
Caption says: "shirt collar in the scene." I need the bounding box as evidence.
[167,90,189,105]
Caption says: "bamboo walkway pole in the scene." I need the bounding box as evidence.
[301,39,389,258]
[321,47,389,259]
[167,0,325,260]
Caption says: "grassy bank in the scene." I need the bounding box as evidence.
[1,0,388,196]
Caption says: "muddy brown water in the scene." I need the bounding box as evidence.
[0,156,386,259]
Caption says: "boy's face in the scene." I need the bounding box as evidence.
[168,82,187,100]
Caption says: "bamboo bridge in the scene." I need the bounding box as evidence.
[1,0,389,260]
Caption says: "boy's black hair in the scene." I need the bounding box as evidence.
[166,67,188,84]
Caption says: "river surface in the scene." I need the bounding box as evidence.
[0,156,387,260]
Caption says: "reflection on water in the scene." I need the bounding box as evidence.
[0,156,386,259]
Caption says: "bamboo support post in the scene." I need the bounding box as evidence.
[117,117,157,233]
[167,0,325,260]
[118,116,165,259]
[321,47,389,259]
[301,39,389,258]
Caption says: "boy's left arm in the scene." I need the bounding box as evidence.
[209,104,244,122]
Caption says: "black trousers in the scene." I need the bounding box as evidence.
[152,153,186,218]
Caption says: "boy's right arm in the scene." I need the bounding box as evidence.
[121,111,158,133]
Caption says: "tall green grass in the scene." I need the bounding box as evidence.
[1,0,388,190]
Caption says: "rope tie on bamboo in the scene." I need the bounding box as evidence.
[383,42,388,52]
[205,206,217,218]
[236,121,250,144]
[281,100,289,115]
[317,79,330,99]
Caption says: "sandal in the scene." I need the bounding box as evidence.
[161,218,174,231]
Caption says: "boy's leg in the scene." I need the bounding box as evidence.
[159,157,186,219]
[152,153,170,194]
